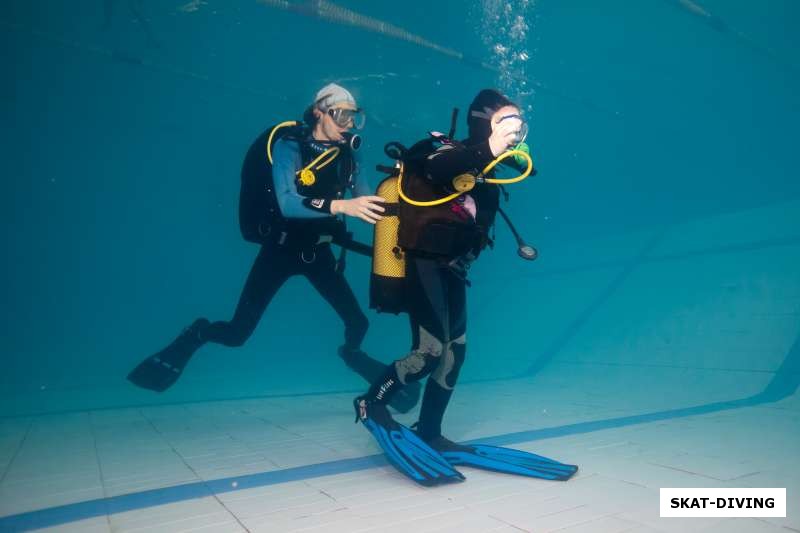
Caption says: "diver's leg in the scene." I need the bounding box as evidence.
[128,244,294,392]
[363,257,450,404]
[129,246,291,392]
[302,244,369,351]
[203,244,294,347]
[416,338,466,439]
[415,265,468,440]
[351,258,467,484]
[303,245,422,411]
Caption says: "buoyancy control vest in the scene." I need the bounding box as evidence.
[369,136,500,314]
[396,141,499,258]
[239,122,354,247]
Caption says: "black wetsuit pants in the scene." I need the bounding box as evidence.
[366,255,468,440]
[203,242,368,350]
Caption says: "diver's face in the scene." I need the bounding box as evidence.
[314,106,350,142]
[491,105,522,133]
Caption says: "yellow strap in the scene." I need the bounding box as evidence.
[397,149,535,207]
[266,121,300,164]
[266,121,341,186]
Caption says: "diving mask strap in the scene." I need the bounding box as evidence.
[469,108,494,121]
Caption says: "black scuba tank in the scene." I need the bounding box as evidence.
[239,123,302,244]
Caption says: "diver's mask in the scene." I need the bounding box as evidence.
[496,113,528,145]
[471,108,528,146]
[326,106,366,130]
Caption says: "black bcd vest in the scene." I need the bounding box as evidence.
[239,124,353,246]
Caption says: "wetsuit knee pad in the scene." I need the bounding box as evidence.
[394,350,440,384]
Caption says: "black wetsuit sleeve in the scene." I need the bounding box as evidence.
[423,141,496,187]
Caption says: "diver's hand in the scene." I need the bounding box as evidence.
[331,196,385,224]
[488,118,521,156]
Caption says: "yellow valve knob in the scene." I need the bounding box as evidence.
[452,173,476,193]
[298,169,316,186]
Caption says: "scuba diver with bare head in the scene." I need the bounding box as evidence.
[127,83,422,413]
[355,89,578,485]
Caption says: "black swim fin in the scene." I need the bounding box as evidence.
[127,318,209,392]
[339,347,422,413]
[426,436,578,481]
[354,398,465,486]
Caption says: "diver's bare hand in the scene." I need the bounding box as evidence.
[488,119,521,156]
[331,196,385,224]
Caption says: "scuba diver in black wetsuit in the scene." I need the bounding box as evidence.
[126,83,422,413]
[353,89,578,485]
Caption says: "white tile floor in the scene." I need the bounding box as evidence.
[0,375,797,533]
[2,201,798,532]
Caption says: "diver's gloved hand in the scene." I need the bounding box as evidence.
[488,118,521,156]
[332,196,386,224]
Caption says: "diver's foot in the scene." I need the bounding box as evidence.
[353,396,465,486]
[127,318,209,392]
[417,434,471,454]
[339,347,422,414]
[387,380,422,414]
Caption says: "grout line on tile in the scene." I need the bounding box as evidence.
[139,408,252,533]
[88,411,112,531]
[0,418,32,484]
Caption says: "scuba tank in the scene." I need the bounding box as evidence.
[369,169,407,314]
[239,121,306,244]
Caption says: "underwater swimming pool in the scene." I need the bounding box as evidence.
[2,1,798,531]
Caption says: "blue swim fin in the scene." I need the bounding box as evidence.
[354,399,465,486]
[428,436,578,481]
